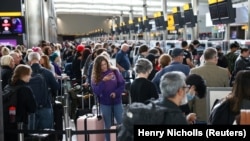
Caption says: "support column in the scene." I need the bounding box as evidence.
[247,0,250,39]
[183,26,187,40]
[119,11,124,40]
[47,0,58,43]
[161,0,167,41]
[142,0,147,18]
[129,6,134,21]
[223,24,230,52]
[142,0,148,43]
[119,11,124,24]
[192,0,199,40]
[112,17,116,40]
[224,24,230,41]
[25,0,45,47]
[112,17,116,32]
[129,6,134,40]
[44,1,49,42]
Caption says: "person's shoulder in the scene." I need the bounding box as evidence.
[217,66,228,73]
[115,51,122,57]
[41,67,51,73]
[41,67,54,76]
[182,63,190,68]
[111,67,119,72]
[190,66,200,72]
[183,49,190,54]
[162,65,173,71]
[18,84,32,93]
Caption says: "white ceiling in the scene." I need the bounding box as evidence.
[53,0,248,18]
[53,0,209,17]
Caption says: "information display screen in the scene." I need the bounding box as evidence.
[0,16,25,34]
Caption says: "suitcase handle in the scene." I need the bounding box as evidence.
[111,98,115,125]
[96,96,102,120]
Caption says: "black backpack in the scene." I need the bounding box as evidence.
[28,69,50,108]
[3,85,22,126]
[117,100,169,141]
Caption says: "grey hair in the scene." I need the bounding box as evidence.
[28,52,41,61]
[160,71,186,98]
[134,58,153,74]
[121,43,129,51]
[204,47,217,60]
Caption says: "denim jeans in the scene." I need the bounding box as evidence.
[29,107,54,130]
[100,103,123,141]
[121,70,130,82]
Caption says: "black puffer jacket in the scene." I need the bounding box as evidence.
[1,65,13,89]
[234,56,250,72]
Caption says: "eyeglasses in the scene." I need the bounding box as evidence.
[182,85,191,92]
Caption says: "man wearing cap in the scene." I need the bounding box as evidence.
[152,48,190,93]
[72,44,85,84]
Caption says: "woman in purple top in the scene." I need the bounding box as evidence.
[91,55,125,141]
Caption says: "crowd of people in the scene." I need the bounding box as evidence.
[1,38,250,141]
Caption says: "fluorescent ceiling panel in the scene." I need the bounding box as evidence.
[53,0,197,15]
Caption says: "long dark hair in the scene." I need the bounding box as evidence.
[82,48,92,66]
[91,55,116,84]
[229,70,250,113]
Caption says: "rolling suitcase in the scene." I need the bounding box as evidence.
[53,101,63,141]
[76,114,105,141]
[74,91,93,126]
[110,125,117,141]
[76,99,105,141]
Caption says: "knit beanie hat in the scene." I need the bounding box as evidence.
[50,52,59,62]
[76,45,85,52]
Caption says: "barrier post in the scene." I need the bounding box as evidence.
[64,106,69,128]
[65,127,72,141]
[18,122,24,141]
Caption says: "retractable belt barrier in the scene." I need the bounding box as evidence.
[7,123,117,141]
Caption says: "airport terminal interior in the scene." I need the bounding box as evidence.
[0,0,250,141]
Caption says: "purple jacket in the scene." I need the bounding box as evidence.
[91,69,125,105]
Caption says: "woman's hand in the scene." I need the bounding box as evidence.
[110,92,116,99]
[103,73,113,81]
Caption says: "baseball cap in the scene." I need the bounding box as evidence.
[171,48,184,57]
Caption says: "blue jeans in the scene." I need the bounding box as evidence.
[29,107,54,130]
[121,70,130,82]
[100,103,123,141]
